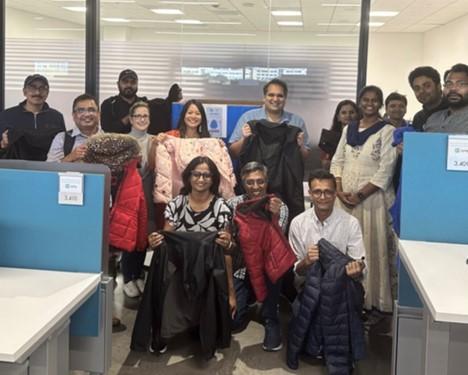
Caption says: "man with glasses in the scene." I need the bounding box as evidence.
[47,94,102,162]
[424,63,468,133]
[289,169,365,282]
[101,69,147,134]
[0,74,65,160]
[228,161,288,352]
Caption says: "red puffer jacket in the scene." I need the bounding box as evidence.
[234,195,297,301]
[109,159,148,252]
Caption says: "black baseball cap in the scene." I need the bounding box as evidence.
[24,74,49,88]
[118,69,138,81]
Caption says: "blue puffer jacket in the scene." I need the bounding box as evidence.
[287,238,366,374]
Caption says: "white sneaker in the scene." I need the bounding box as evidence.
[135,278,145,294]
[123,280,140,298]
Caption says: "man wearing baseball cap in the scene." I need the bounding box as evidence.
[100,69,148,133]
[0,74,66,160]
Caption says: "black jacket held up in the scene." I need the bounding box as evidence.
[130,231,231,359]
[239,119,304,220]
[287,238,366,374]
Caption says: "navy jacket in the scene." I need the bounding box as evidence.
[287,238,366,374]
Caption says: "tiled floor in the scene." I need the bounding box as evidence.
[104,276,393,375]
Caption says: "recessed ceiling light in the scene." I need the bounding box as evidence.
[316,33,359,37]
[317,22,355,26]
[102,17,130,22]
[357,21,385,27]
[277,21,303,26]
[271,10,302,16]
[151,8,184,15]
[321,3,360,7]
[369,11,399,17]
[63,6,86,12]
[158,1,219,4]
[175,19,203,24]
[156,31,255,36]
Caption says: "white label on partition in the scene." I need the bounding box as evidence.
[205,104,228,138]
[58,172,84,205]
[447,135,468,171]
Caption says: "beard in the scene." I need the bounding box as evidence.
[119,87,137,99]
[447,93,468,108]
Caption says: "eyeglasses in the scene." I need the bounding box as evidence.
[74,107,98,114]
[26,84,48,93]
[443,81,468,89]
[131,114,149,120]
[190,171,213,180]
[244,178,266,187]
[310,189,335,199]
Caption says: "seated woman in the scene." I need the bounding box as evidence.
[147,156,236,353]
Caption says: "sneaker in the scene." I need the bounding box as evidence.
[123,280,140,298]
[149,342,168,354]
[262,320,283,352]
[135,278,145,294]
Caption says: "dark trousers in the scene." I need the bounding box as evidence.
[232,274,281,330]
[121,251,146,283]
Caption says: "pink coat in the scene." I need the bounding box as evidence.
[153,136,236,203]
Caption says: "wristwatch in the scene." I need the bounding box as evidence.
[357,191,366,201]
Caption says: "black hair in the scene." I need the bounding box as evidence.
[180,156,221,196]
[177,99,210,138]
[263,78,288,97]
[308,169,337,190]
[408,66,441,87]
[72,93,99,112]
[358,85,384,108]
[331,100,360,132]
[444,63,468,81]
[385,92,408,107]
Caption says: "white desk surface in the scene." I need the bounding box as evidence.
[0,267,100,363]
[399,240,468,324]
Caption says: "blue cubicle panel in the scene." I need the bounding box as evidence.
[399,133,468,307]
[172,103,259,140]
[0,161,110,336]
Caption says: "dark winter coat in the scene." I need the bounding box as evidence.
[239,119,304,220]
[131,231,231,360]
[287,238,366,374]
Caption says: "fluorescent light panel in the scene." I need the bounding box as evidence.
[102,17,130,22]
[175,19,202,24]
[369,11,399,17]
[271,10,302,16]
[277,21,303,26]
[151,8,184,15]
[158,1,219,4]
[156,31,255,36]
[63,6,86,12]
[321,3,360,7]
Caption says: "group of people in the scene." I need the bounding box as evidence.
[0,61,467,372]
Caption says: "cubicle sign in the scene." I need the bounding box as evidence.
[58,172,84,205]
[447,135,468,171]
[205,104,227,138]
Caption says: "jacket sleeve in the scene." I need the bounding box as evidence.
[100,98,127,133]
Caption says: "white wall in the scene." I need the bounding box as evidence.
[367,32,423,118]
[423,13,468,75]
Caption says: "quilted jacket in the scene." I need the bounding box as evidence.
[153,136,236,203]
[233,195,296,302]
[109,158,148,252]
[287,238,366,374]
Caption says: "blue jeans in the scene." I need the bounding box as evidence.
[232,274,282,330]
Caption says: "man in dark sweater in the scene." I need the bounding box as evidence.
[408,66,448,131]
[0,74,65,161]
[100,69,147,133]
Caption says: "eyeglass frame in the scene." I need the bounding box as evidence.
[190,171,213,180]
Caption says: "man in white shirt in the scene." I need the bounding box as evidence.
[289,169,365,280]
